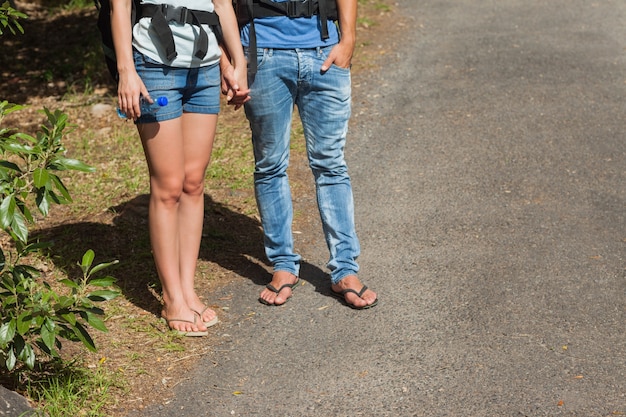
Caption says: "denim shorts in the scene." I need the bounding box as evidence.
[133,50,221,123]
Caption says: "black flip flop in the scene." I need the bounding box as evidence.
[330,285,378,310]
[259,278,300,306]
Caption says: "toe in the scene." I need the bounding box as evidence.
[163,309,207,332]
[259,272,297,305]
[259,287,278,304]
[343,291,368,308]
[273,290,290,305]
[361,288,378,306]
[332,275,378,308]
[199,307,217,324]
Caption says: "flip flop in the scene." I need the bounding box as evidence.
[192,306,219,328]
[330,285,379,310]
[161,314,209,337]
[259,277,300,306]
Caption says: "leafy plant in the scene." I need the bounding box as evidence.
[0,104,119,372]
[0,103,95,244]
[0,0,27,36]
[0,249,120,371]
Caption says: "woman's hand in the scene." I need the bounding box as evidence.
[220,50,250,110]
[117,69,150,119]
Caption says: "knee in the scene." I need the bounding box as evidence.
[150,177,184,207]
[182,175,205,197]
[309,156,348,176]
[153,188,183,208]
[254,153,290,179]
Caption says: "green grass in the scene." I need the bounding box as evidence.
[61,112,149,215]
[26,362,126,417]
[374,2,391,12]
[62,0,94,11]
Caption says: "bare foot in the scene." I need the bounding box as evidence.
[161,305,207,333]
[330,275,378,309]
[184,293,218,326]
[259,271,299,306]
[191,305,218,327]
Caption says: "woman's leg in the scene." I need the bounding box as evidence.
[138,113,217,331]
[178,112,218,324]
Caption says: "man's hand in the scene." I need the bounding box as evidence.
[221,59,250,110]
[321,41,354,72]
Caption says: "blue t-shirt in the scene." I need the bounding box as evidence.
[239,5,340,49]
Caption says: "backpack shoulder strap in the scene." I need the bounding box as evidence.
[96,0,143,82]
[235,0,337,75]
[139,4,222,61]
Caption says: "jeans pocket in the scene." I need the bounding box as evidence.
[245,47,270,71]
[317,46,351,73]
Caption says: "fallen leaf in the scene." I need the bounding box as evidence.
[558,400,564,407]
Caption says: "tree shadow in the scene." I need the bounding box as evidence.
[0,2,111,105]
[33,193,329,315]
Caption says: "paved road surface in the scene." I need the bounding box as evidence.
[141,1,626,415]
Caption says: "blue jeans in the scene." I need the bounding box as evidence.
[244,46,360,284]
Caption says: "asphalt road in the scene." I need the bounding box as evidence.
[140,1,626,416]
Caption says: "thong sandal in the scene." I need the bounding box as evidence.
[162,314,208,337]
[192,306,219,328]
[330,285,379,310]
[259,277,300,306]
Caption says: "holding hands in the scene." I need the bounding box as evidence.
[220,54,250,110]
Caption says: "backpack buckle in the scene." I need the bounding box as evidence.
[163,4,189,24]
[286,0,314,18]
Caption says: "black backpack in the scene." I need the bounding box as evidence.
[95,0,141,82]
[95,0,222,83]
[233,0,337,74]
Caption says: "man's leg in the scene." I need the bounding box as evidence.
[244,48,300,304]
[297,46,377,308]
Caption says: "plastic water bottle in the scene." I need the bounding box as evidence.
[117,96,168,119]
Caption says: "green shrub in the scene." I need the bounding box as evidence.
[0,103,119,372]
[0,249,119,370]
[0,1,27,36]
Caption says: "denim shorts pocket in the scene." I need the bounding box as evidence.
[134,51,175,90]
[201,62,221,87]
